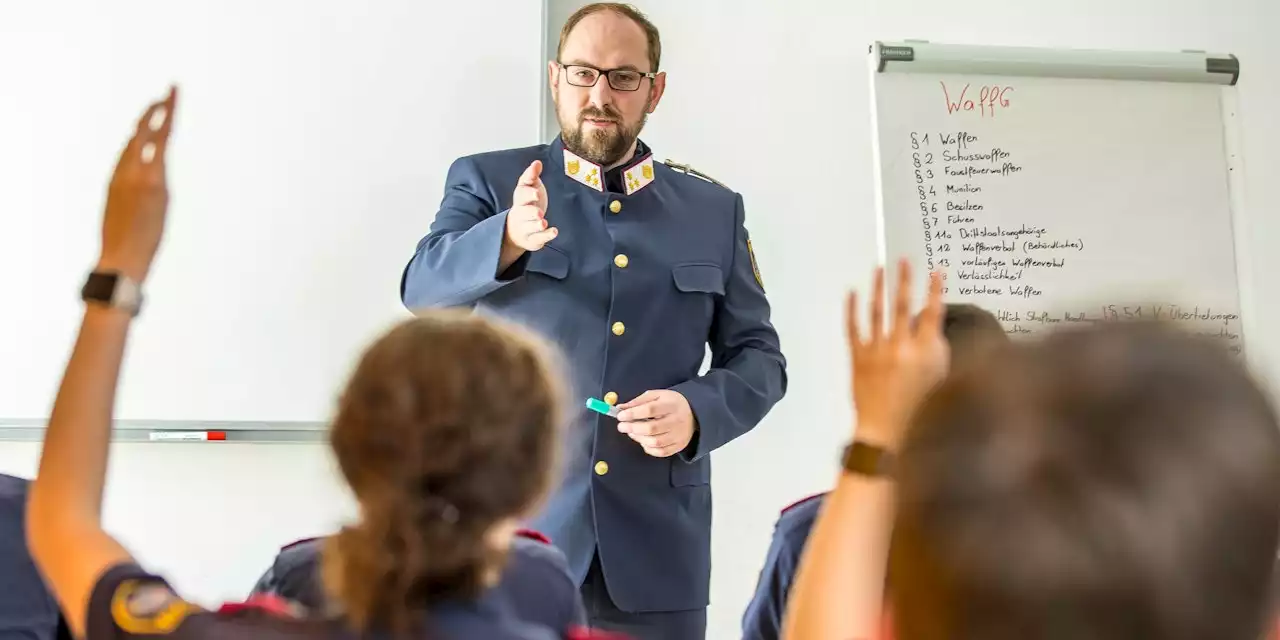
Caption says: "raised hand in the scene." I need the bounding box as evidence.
[846,258,949,448]
[97,86,177,283]
[504,160,557,253]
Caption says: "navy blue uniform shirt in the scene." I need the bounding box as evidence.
[741,492,827,640]
[401,137,787,611]
[0,474,61,640]
[88,562,575,639]
[249,530,586,633]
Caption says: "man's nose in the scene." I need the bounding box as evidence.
[588,76,615,113]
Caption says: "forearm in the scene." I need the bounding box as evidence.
[401,210,525,308]
[497,239,526,274]
[782,470,895,640]
[28,305,136,636]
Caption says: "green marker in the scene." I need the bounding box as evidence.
[586,397,619,418]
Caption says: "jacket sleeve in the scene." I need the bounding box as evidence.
[672,193,787,461]
[741,518,799,640]
[400,156,530,309]
[248,558,281,597]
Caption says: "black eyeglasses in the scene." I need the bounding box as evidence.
[557,62,656,92]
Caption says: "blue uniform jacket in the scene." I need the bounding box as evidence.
[91,562,573,640]
[0,474,62,640]
[741,493,826,640]
[248,531,586,632]
[400,137,787,611]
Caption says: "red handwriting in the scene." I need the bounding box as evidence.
[942,82,1014,117]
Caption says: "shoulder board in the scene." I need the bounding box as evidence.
[515,528,552,544]
[661,159,728,189]
[217,594,301,618]
[280,536,321,552]
[780,492,828,515]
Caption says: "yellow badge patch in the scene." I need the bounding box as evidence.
[111,580,199,634]
[747,239,764,291]
[567,159,580,175]
[642,164,654,180]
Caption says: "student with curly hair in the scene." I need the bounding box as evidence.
[26,88,624,640]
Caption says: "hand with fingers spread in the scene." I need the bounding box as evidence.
[846,258,949,448]
[97,86,178,284]
[615,390,696,458]
[504,160,558,254]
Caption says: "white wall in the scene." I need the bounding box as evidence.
[541,1,1278,638]
[0,0,539,612]
[0,2,1274,639]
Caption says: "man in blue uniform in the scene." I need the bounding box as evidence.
[248,529,586,632]
[399,4,786,638]
[740,304,1006,640]
[0,473,62,640]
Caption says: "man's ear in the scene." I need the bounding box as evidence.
[547,61,560,98]
[646,71,667,114]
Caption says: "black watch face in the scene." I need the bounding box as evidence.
[83,272,118,302]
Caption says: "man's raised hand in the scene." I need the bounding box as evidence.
[505,160,557,253]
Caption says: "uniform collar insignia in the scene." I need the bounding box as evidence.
[622,153,657,196]
[562,148,602,192]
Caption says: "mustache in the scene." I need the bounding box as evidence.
[579,107,621,123]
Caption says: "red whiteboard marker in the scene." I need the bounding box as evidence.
[148,431,227,442]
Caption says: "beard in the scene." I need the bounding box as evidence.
[559,102,649,167]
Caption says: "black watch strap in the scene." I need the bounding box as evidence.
[82,271,143,316]
[841,441,896,478]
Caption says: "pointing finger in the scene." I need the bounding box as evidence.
[518,160,543,187]
[121,99,166,167]
[846,290,862,355]
[869,265,886,339]
[152,85,178,164]
[916,270,946,336]
[891,258,913,339]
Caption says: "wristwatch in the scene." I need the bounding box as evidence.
[82,270,143,316]
[841,441,896,478]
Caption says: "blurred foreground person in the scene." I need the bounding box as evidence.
[784,262,1280,640]
[26,88,626,640]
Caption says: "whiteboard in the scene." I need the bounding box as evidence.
[870,44,1245,354]
[0,1,544,424]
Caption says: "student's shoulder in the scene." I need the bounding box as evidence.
[773,492,828,535]
[273,536,323,565]
[0,473,29,506]
[91,562,333,638]
[509,529,573,578]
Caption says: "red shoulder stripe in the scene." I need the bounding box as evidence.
[780,491,828,515]
[516,528,552,544]
[217,594,298,617]
[280,536,321,551]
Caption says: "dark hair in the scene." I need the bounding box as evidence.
[323,311,566,636]
[890,321,1280,640]
[940,303,1007,370]
[558,3,662,72]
